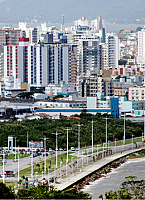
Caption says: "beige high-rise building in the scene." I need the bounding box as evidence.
[0,28,21,45]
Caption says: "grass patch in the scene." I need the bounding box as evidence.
[18,153,77,178]
[128,149,145,159]
[4,153,31,160]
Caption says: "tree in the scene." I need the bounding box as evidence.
[104,176,145,199]
[118,59,127,65]
[16,185,91,199]
[0,182,15,199]
[53,94,64,100]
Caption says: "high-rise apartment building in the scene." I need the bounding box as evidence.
[0,46,4,80]
[138,29,145,65]
[4,38,29,86]
[4,41,75,87]
[97,70,114,96]
[0,28,21,45]
[68,45,77,83]
[19,22,38,44]
[106,33,119,70]
[91,16,102,30]
[74,32,100,76]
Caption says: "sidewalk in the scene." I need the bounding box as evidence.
[54,147,144,191]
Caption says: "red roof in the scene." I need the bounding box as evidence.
[36,113,52,117]
[65,116,81,120]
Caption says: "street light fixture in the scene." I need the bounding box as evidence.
[31,140,33,179]
[75,123,83,157]
[103,117,112,149]
[18,146,20,187]
[52,131,62,168]
[2,150,5,183]
[123,113,126,144]
[105,117,108,148]
[14,137,17,162]
[26,131,29,150]
[89,119,97,157]
[40,136,49,174]
[63,127,72,163]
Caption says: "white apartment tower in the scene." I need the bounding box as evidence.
[106,33,119,70]
[4,41,71,87]
[138,29,145,61]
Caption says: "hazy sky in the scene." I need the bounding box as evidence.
[0,0,144,24]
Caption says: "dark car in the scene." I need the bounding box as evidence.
[64,148,67,151]
[43,153,49,157]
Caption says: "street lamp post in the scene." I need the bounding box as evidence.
[26,131,29,150]
[14,137,17,162]
[52,131,61,168]
[123,113,125,144]
[63,127,72,163]
[48,168,49,185]
[2,150,5,183]
[90,119,97,158]
[31,140,33,179]
[76,123,83,157]
[105,117,108,148]
[18,146,20,187]
[40,136,49,174]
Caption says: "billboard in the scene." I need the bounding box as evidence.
[8,137,13,150]
[29,141,43,148]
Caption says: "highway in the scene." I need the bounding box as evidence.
[0,141,144,185]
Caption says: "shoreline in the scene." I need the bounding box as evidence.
[77,153,145,191]
[74,157,128,191]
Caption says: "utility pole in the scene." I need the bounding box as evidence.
[76,123,83,157]
[52,132,61,168]
[2,150,5,183]
[31,140,33,179]
[63,127,72,162]
[105,117,108,148]
[40,136,49,173]
[123,113,125,144]
[89,119,97,157]
[14,137,17,162]
[18,146,20,187]
[26,131,29,150]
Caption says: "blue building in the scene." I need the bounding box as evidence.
[35,96,119,118]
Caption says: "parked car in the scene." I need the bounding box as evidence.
[64,148,67,151]
[49,151,55,155]
[71,147,75,151]
[59,148,63,151]
[43,153,49,157]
